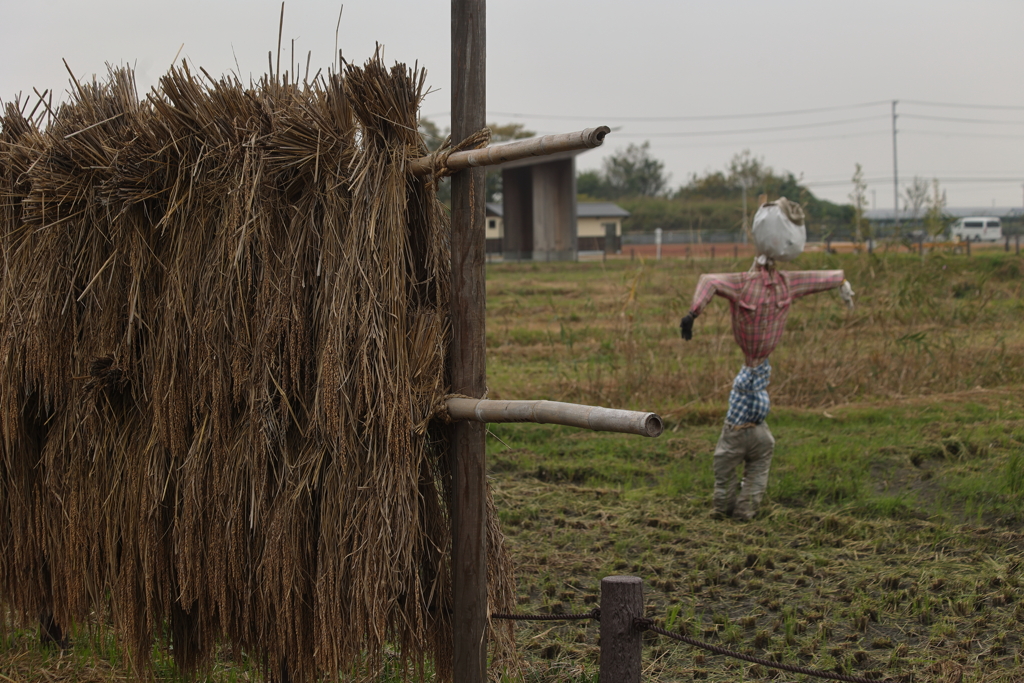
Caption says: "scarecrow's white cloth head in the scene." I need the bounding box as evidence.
[751,197,806,262]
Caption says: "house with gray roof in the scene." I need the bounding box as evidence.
[484,201,630,257]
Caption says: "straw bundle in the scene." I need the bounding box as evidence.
[0,53,515,681]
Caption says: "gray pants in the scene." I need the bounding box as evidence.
[712,422,775,520]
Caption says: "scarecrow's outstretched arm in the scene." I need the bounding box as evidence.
[786,270,854,309]
[689,273,744,316]
[681,273,743,340]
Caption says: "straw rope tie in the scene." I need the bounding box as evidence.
[427,127,491,190]
[433,390,488,424]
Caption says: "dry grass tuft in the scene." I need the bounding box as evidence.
[0,53,514,681]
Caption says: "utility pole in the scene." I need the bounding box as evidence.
[451,1,487,682]
[892,100,900,237]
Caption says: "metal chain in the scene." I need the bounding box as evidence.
[490,608,600,622]
[635,618,886,683]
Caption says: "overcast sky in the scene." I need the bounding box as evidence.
[3,0,1023,209]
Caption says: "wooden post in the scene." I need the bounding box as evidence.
[1016,234,1019,255]
[451,2,487,682]
[600,576,643,683]
[966,239,971,256]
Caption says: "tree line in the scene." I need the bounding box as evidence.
[419,120,971,238]
[579,144,853,236]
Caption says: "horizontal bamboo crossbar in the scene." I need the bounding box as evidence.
[446,398,663,438]
[409,126,611,176]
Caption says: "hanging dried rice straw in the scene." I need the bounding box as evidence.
[0,51,516,682]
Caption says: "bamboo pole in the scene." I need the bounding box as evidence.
[446,398,664,438]
[409,126,610,176]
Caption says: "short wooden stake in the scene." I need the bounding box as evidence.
[600,576,643,683]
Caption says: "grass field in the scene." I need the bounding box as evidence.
[486,250,1024,683]
[4,250,1024,682]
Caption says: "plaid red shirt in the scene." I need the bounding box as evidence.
[689,266,845,367]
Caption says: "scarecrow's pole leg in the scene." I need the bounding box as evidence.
[451,2,488,682]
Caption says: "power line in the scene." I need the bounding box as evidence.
[902,129,1024,140]
[481,100,891,122]
[804,176,1024,188]
[651,129,890,150]
[607,115,887,139]
[901,99,1024,111]
[902,113,1024,125]
[422,99,1024,124]
[421,100,892,123]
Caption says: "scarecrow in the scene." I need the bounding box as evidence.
[680,198,855,521]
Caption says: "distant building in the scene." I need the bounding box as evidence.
[577,202,630,253]
[484,201,630,258]
[486,203,503,254]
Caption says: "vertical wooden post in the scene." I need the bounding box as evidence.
[451,2,487,682]
[600,576,643,683]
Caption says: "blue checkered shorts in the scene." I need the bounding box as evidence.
[725,360,771,427]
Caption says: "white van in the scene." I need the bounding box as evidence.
[949,217,1002,242]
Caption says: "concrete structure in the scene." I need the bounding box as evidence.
[485,201,630,258]
[500,153,578,261]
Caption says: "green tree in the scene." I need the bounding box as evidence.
[903,176,929,228]
[602,141,670,198]
[576,169,610,200]
[727,150,769,235]
[677,171,737,200]
[924,178,948,237]
[849,163,869,245]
